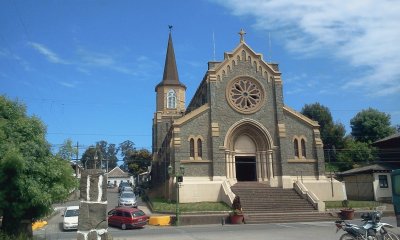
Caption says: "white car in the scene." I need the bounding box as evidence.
[63,206,79,230]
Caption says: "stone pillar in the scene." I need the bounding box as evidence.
[225,150,230,178]
[78,169,110,240]
[257,151,262,182]
[232,152,237,181]
[261,151,267,181]
[268,150,274,180]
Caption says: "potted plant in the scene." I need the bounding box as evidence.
[340,200,355,220]
[230,196,245,224]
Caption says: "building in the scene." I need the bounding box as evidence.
[107,166,133,187]
[338,163,397,202]
[151,29,344,205]
[373,133,400,167]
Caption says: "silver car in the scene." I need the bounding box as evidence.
[118,191,137,207]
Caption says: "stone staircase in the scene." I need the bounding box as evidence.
[231,182,337,224]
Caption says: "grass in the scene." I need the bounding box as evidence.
[325,200,386,210]
[149,197,231,213]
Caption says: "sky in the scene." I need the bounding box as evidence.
[1,0,399,160]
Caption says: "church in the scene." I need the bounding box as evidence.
[151,29,344,208]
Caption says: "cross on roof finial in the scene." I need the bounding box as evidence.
[239,28,246,43]
[168,25,173,32]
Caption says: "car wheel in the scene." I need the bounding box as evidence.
[121,223,127,230]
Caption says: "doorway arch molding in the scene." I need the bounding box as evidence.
[223,118,275,181]
[224,118,273,151]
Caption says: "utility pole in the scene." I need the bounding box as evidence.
[76,141,79,177]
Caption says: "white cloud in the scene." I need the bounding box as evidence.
[76,47,159,78]
[28,42,69,64]
[213,0,400,95]
[58,81,77,88]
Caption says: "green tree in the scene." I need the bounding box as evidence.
[301,103,346,150]
[119,140,136,170]
[336,137,378,171]
[0,96,77,236]
[350,108,396,143]
[80,145,102,169]
[56,138,77,161]
[126,148,152,175]
[301,103,346,164]
[97,140,118,171]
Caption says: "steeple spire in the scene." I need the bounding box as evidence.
[156,27,186,90]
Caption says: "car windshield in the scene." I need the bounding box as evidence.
[121,192,135,198]
[65,209,79,217]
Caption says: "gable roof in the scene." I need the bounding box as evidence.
[373,132,400,144]
[107,166,130,178]
[339,163,398,176]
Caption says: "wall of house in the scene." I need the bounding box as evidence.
[373,172,392,202]
[343,174,374,200]
[107,177,134,187]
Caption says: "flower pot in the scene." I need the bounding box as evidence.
[340,209,355,220]
[230,214,244,224]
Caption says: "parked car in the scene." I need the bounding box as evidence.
[120,186,134,193]
[107,182,115,188]
[118,182,131,193]
[108,207,149,230]
[118,191,137,207]
[63,206,79,231]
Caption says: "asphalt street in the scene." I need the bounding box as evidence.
[33,188,400,240]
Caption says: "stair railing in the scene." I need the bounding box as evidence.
[294,180,325,212]
[221,179,236,206]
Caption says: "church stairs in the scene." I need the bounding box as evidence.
[231,182,336,224]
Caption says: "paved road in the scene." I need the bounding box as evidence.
[33,188,400,240]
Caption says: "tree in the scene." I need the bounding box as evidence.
[80,146,102,169]
[336,137,378,171]
[119,140,136,170]
[125,148,152,175]
[301,103,346,163]
[0,96,77,236]
[350,108,396,143]
[97,140,118,171]
[56,138,77,161]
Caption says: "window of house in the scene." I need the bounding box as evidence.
[197,139,202,158]
[189,138,194,158]
[294,139,299,158]
[379,175,388,188]
[301,139,306,158]
[167,89,176,109]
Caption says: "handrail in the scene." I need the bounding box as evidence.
[294,180,325,212]
[221,180,235,205]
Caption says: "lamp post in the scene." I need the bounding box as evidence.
[168,164,185,226]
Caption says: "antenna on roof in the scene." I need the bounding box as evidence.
[212,31,216,61]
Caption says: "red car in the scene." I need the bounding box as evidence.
[108,207,149,230]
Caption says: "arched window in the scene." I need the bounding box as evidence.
[301,139,306,158]
[167,89,176,109]
[197,139,202,158]
[294,139,299,158]
[189,138,195,158]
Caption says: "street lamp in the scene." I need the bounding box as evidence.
[168,164,185,226]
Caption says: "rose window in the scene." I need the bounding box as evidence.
[227,77,264,114]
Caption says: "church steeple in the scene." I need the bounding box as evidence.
[154,28,186,114]
[156,29,186,90]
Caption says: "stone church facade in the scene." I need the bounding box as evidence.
[151,30,344,205]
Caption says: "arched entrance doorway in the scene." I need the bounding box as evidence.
[224,119,274,183]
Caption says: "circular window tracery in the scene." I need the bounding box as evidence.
[226,77,265,114]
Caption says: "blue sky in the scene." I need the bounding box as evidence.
[1,0,399,158]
